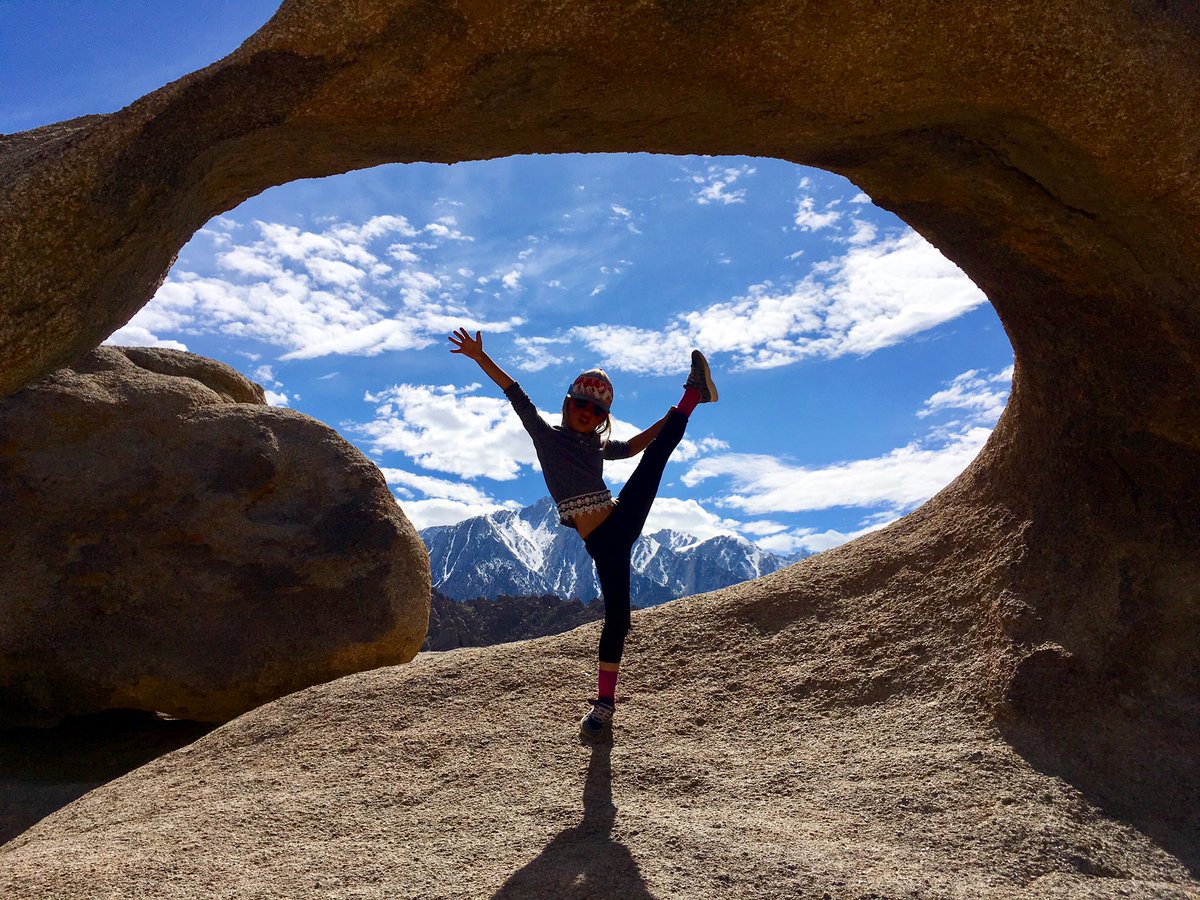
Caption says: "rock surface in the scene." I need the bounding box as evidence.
[2,562,1198,898]
[0,711,215,846]
[0,0,1198,893]
[0,347,430,725]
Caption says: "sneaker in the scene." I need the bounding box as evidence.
[579,699,615,742]
[685,350,718,403]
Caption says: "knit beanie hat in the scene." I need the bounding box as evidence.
[567,368,614,413]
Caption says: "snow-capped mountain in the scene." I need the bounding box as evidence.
[419,497,802,606]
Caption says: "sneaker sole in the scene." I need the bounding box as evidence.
[691,350,719,403]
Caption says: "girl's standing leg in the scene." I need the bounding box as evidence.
[587,525,633,666]
[580,523,633,738]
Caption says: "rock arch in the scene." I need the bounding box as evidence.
[1,0,1197,843]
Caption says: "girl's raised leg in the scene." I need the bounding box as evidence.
[611,407,688,542]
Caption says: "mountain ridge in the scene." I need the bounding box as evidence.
[419,497,803,605]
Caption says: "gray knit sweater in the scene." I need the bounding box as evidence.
[504,382,630,525]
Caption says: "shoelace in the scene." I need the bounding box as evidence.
[589,702,614,724]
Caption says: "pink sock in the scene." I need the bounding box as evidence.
[598,668,619,703]
[677,386,701,416]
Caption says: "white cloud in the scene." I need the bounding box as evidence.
[218,246,281,278]
[380,467,505,505]
[754,521,887,556]
[739,520,789,536]
[568,325,695,376]
[793,196,842,231]
[305,257,368,287]
[329,215,419,243]
[845,219,878,245]
[122,217,520,360]
[424,222,472,241]
[690,164,756,205]
[918,367,1012,424]
[103,324,188,351]
[682,426,992,516]
[641,497,741,541]
[351,383,540,481]
[677,367,1010,549]
[378,467,522,530]
[387,244,420,263]
[264,389,289,407]
[568,228,988,374]
[252,364,279,386]
[512,335,573,372]
[609,204,642,233]
[402,498,521,530]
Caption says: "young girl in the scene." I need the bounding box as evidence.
[448,328,718,742]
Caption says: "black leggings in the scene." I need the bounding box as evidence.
[584,409,688,664]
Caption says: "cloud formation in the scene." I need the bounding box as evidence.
[379,466,521,529]
[793,196,842,232]
[682,365,1012,553]
[570,228,988,375]
[352,383,539,481]
[641,497,742,542]
[684,426,991,515]
[690,164,756,205]
[918,366,1013,424]
[115,216,520,359]
[104,324,188,351]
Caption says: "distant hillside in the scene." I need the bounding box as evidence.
[422,590,605,651]
[419,497,804,606]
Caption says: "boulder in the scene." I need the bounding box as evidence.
[0,347,430,725]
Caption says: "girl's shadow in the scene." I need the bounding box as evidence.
[493,744,652,898]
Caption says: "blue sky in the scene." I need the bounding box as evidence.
[2,2,1014,555]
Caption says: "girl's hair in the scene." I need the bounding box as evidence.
[562,397,612,437]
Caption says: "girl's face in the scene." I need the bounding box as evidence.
[565,397,607,434]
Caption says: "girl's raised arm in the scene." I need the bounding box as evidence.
[448,328,515,391]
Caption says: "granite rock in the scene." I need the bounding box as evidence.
[0,347,430,725]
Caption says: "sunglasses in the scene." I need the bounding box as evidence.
[570,398,607,418]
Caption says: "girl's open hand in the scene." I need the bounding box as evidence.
[449,328,485,361]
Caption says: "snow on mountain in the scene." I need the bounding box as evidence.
[419,497,804,606]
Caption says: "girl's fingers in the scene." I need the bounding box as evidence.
[448,327,479,354]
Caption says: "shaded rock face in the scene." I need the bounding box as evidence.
[0,347,430,725]
[0,0,1196,871]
